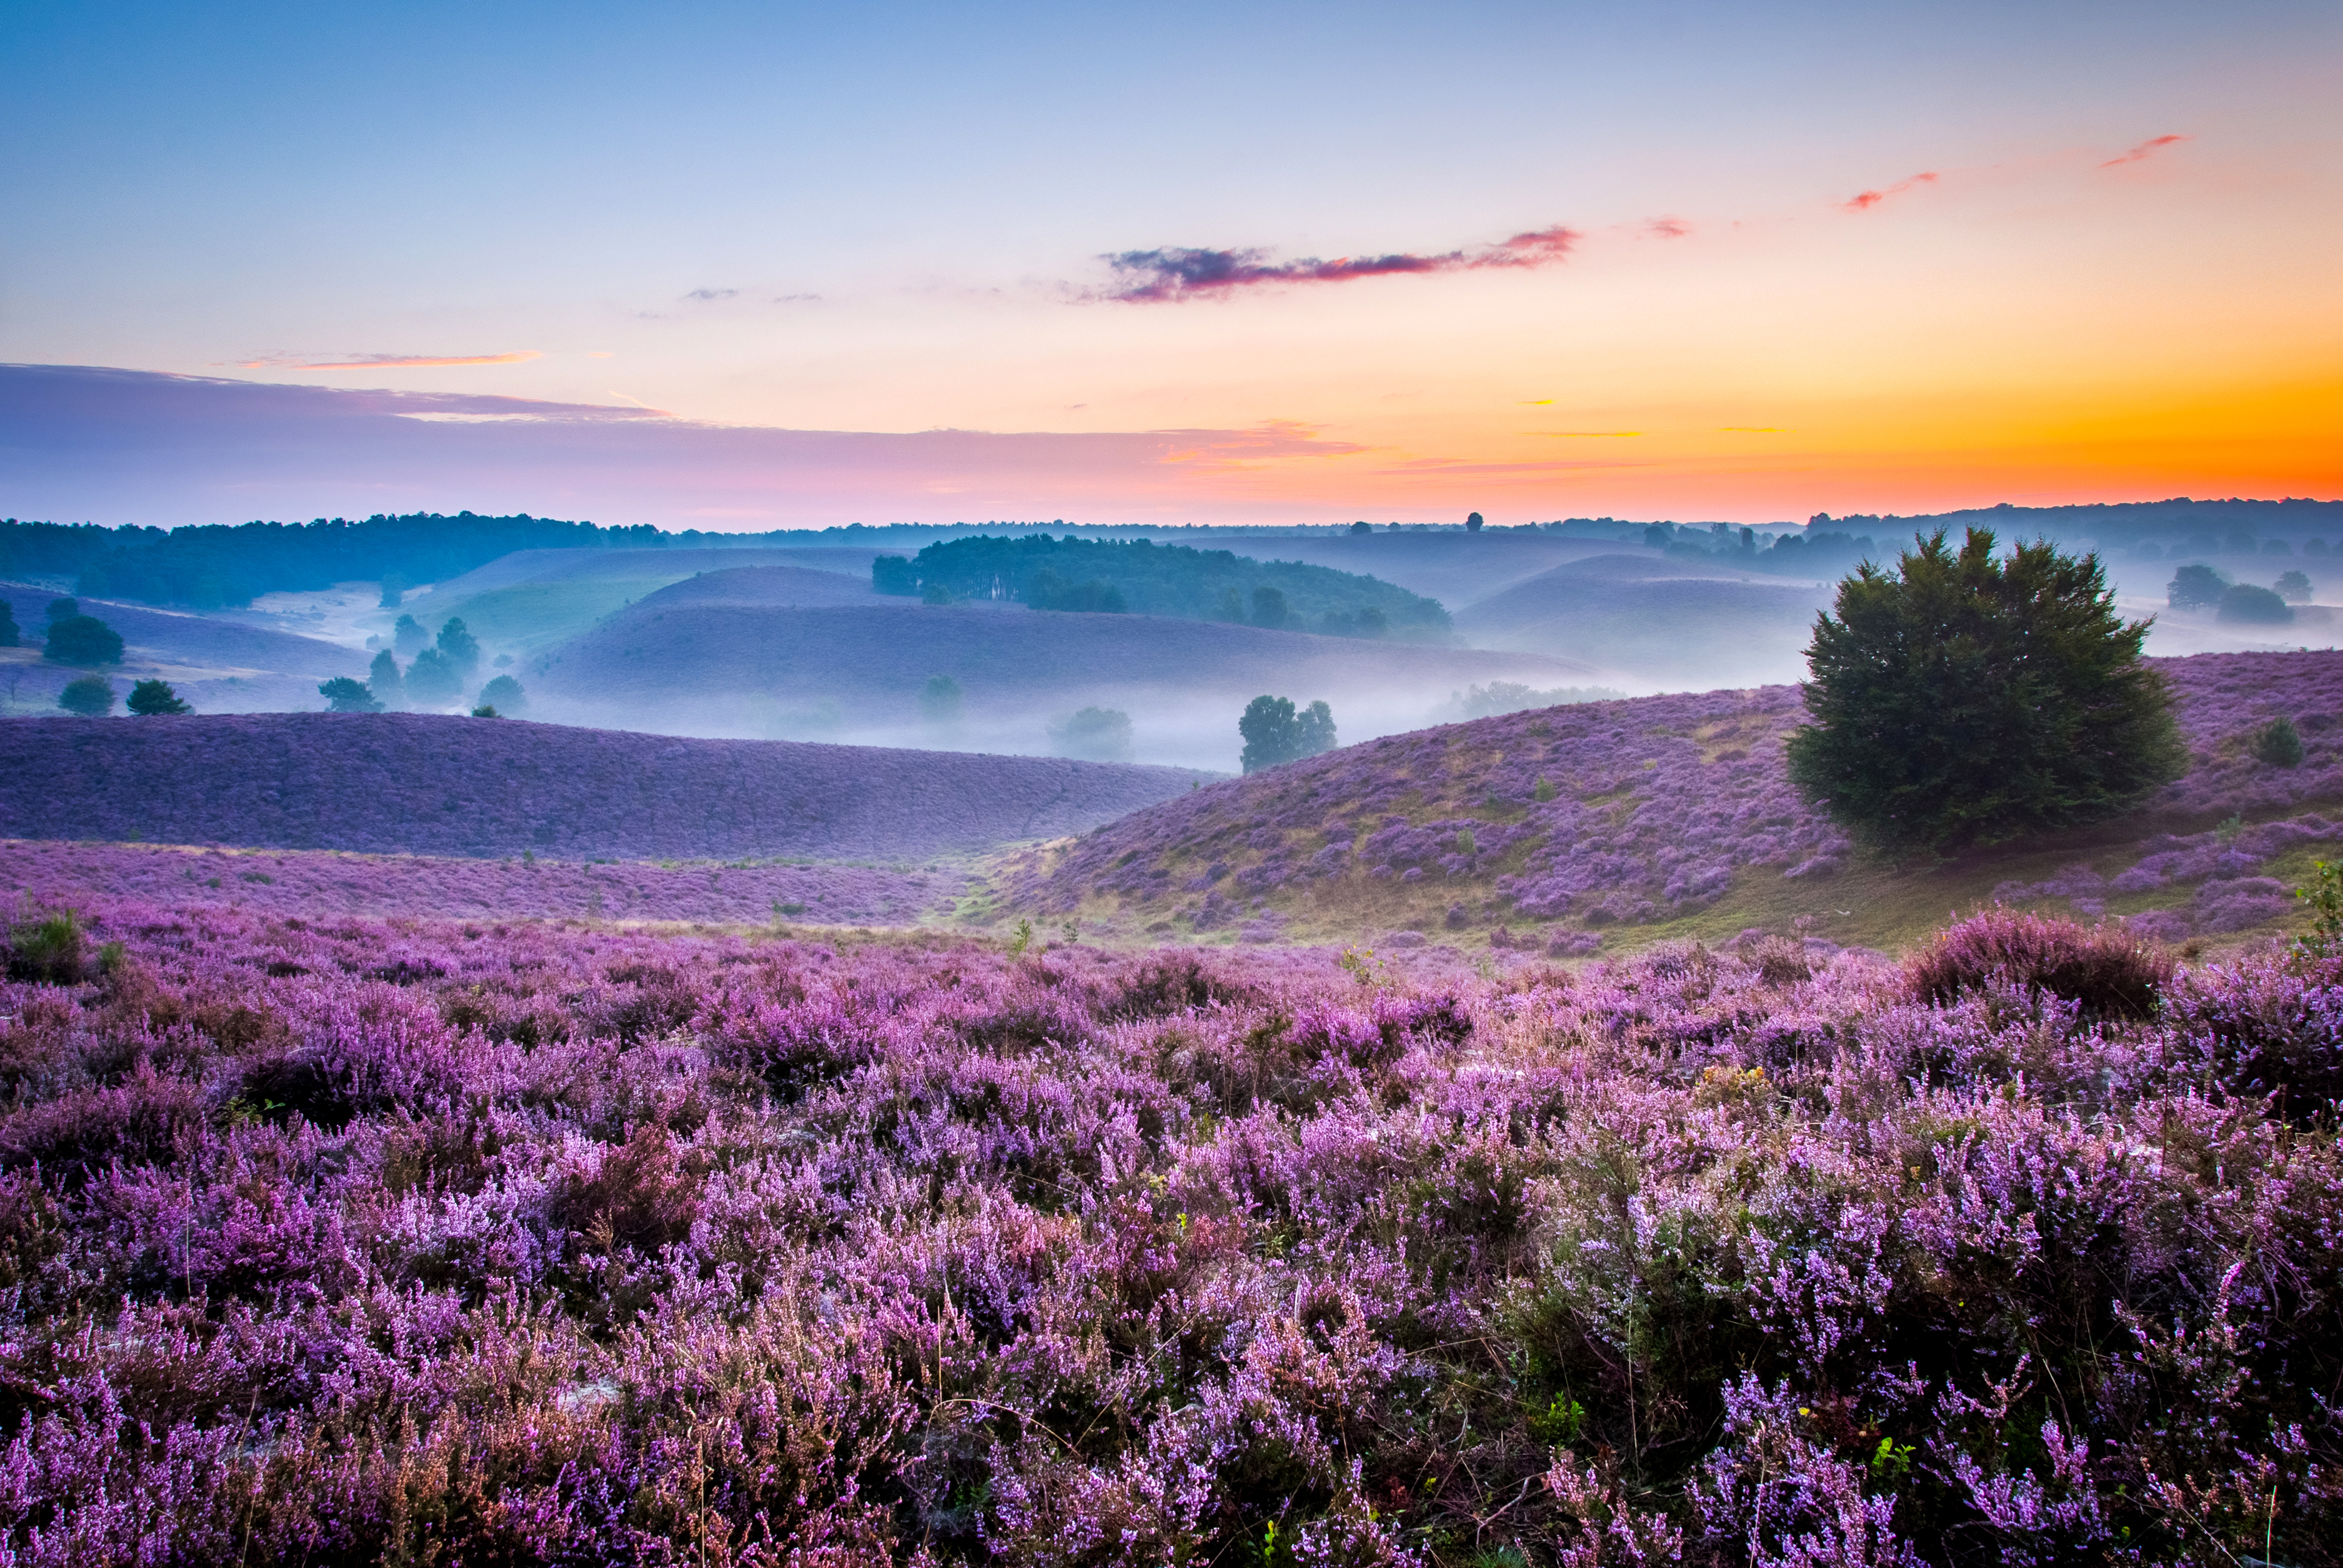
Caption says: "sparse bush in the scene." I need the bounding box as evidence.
[2275,568,2313,603]
[6,911,86,984]
[1238,694,1337,772]
[56,675,114,717]
[1906,906,2172,1020]
[318,677,383,713]
[478,673,527,715]
[1788,528,2182,851]
[404,647,462,705]
[1047,706,1132,762]
[125,679,191,715]
[42,614,123,667]
[2217,583,2294,624]
[2252,715,2304,767]
[920,673,963,723]
[2167,562,2229,608]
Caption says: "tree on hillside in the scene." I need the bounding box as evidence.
[46,598,78,623]
[126,679,192,715]
[1465,512,1485,532]
[1216,588,1246,623]
[0,598,17,648]
[319,677,383,713]
[43,615,123,667]
[2218,584,2294,624]
[2276,569,2313,603]
[478,674,527,715]
[437,617,482,675]
[1240,695,1338,773]
[1251,585,1289,630]
[58,677,114,717]
[404,648,463,706]
[2167,563,2228,608]
[920,675,963,723]
[1048,707,1133,763]
[394,614,429,655]
[368,649,404,708]
[379,572,407,608]
[1350,520,1371,534]
[1786,528,2182,852]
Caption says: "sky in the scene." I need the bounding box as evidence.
[3,0,2338,529]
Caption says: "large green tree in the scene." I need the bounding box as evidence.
[1239,695,1338,773]
[1786,528,2183,852]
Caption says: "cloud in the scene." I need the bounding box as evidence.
[1095,222,1579,302]
[1842,172,1939,213]
[684,288,739,302]
[1643,217,1692,239]
[2101,134,2190,169]
[234,350,542,370]
[1532,430,1643,438]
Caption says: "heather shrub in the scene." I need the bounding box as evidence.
[1788,528,2183,851]
[1904,906,2172,1020]
[6,911,86,984]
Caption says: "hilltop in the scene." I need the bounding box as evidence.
[999,650,2343,953]
[0,712,1213,861]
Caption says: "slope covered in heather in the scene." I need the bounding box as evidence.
[0,579,365,714]
[1002,650,2343,953]
[530,601,1599,765]
[0,712,1211,861]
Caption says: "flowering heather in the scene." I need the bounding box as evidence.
[1014,652,2343,945]
[0,898,2334,1562]
[0,712,1210,861]
[0,840,958,926]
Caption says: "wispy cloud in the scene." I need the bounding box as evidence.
[1842,172,1939,213]
[683,287,739,302]
[234,350,542,370]
[1532,430,1643,438]
[1094,223,1579,302]
[1643,217,1692,239]
[2101,133,2190,169]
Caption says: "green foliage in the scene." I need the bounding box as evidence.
[393,613,429,655]
[1786,528,2183,852]
[2252,716,2304,768]
[892,533,1449,636]
[2295,860,2343,959]
[318,677,383,713]
[470,705,500,718]
[2217,583,2294,624]
[6,911,86,985]
[1250,584,1289,628]
[0,597,16,647]
[42,614,123,666]
[57,675,114,717]
[45,598,77,622]
[1047,706,1133,762]
[2274,569,2312,603]
[920,674,963,723]
[125,679,191,715]
[2167,563,2229,608]
[1006,917,1035,958]
[478,673,527,715]
[1239,695,1338,773]
[1533,775,1558,803]
[435,616,482,672]
[367,648,404,708]
[404,647,462,705]
[379,572,407,608]
[1527,1392,1586,1445]
[1869,1436,1916,1484]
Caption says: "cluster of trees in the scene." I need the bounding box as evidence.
[2168,563,2310,624]
[1789,528,2183,851]
[325,617,525,714]
[56,677,191,717]
[875,534,1448,637]
[3,597,128,667]
[0,513,664,610]
[1239,695,1338,773]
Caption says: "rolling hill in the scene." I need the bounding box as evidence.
[997,650,2343,955]
[0,712,1213,861]
[0,579,365,714]
[529,601,1603,765]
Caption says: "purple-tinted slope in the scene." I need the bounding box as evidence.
[1453,553,1831,683]
[0,712,1211,860]
[627,565,882,610]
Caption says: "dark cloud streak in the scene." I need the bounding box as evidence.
[1096,224,1578,302]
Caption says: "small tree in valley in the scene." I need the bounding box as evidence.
[126,679,192,715]
[920,675,963,723]
[57,676,115,717]
[43,615,123,667]
[319,677,383,713]
[394,614,429,655]
[1786,527,2182,852]
[368,649,404,708]
[1048,707,1133,762]
[436,617,482,675]
[404,648,462,706]
[1239,695,1338,773]
[478,674,527,715]
[0,598,17,648]
[2167,563,2227,609]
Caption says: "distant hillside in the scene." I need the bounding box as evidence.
[530,601,1599,765]
[998,651,2343,955]
[0,713,1213,861]
[417,555,883,653]
[627,565,880,611]
[875,533,1450,636]
[0,579,364,714]
[1453,553,1832,685]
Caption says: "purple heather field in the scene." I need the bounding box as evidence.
[0,713,1211,862]
[0,840,959,926]
[0,898,2333,1562]
[1020,652,2343,943]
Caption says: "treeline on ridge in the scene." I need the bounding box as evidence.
[0,514,665,610]
[873,533,1451,636]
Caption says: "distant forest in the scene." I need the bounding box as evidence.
[873,534,1452,635]
[0,514,665,608]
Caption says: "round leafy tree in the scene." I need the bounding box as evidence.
[403,648,462,705]
[435,617,482,674]
[2275,569,2313,603]
[2217,583,2293,624]
[42,615,124,667]
[1239,695,1338,773]
[1786,528,2183,852]
[57,676,116,717]
[478,673,527,715]
[2167,563,2227,608]
[126,679,192,715]
[319,677,384,713]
